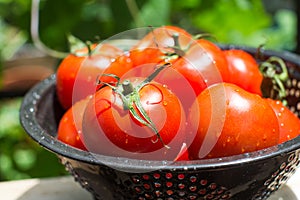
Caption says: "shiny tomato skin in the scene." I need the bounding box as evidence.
[195,39,230,84]
[265,98,300,144]
[81,78,186,160]
[129,25,193,67]
[174,143,189,161]
[224,49,263,96]
[56,44,123,110]
[57,97,91,150]
[131,25,192,51]
[169,39,230,96]
[188,83,279,159]
[97,53,133,89]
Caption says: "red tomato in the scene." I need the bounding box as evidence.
[188,83,279,159]
[141,39,229,113]
[265,99,300,144]
[224,49,263,95]
[128,26,230,112]
[81,77,186,160]
[128,25,193,69]
[97,52,133,89]
[56,43,123,110]
[134,29,229,93]
[57,96,91,150]
[166,39,230,95]
[129,48,165,68]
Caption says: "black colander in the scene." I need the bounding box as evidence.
[20,46,300,200]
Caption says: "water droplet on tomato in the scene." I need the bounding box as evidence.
[263,134,268,141]
[226,137,231,143]
[256,142,260,147]
[163,101,168,106]
[87,76,92,82]
[241,147,245,153]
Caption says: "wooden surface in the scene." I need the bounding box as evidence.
[0,169,300,200]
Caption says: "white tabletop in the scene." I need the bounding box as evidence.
[1,169,300,200]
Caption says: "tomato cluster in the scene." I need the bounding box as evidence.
[56,26,300,161]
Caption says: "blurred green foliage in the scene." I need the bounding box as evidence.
[0,0,297,181]
[1,0,295,53]
[0,98,66,181]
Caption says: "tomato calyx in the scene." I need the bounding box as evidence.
[68,34,100,57]
[98,62,172,149]
[166,33,187,58]
[163,33,216,61]
[193,33,217,42]
[260,56,289,103]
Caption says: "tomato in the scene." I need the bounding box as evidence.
[134,28,229,93]
[97,52,133,89]
[128,25,193,68]
[81,77,186,160]
[131,25,192,53]
[142,39,229,113]
[167,39,230,95]
[188,83,279,159]
[265,99,300,144]
[127,26,230,113]
[224,49,263,95]
[56,43,123,110]
[57,96,91,150]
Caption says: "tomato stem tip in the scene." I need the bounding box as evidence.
[260,56,289,102]
[122,80,134,96]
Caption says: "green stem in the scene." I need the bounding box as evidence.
[170,33,186,57]
[193,33,218,42]
[133,93,170,149]
[122,80,134,96]
[137,62,171,90]
[99,63,171,149]
[260,56,289,102]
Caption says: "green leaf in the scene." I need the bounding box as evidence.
[14,148,37,171]
[67,34,87,54]
[0,98,24,139]
[192,0,271,44]
[137,0,170,27]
